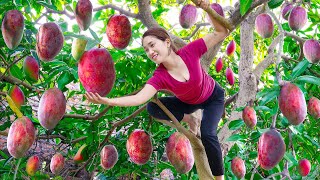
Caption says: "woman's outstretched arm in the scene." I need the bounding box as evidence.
[85,84,157,107]
[197,0,229,49]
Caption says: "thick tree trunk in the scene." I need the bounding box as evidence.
[218,10,260,157]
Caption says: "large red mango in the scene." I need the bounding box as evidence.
[231,157,246,179]
[279,82,307,125]
[307,97,320,119]
[303,39,320,64]
[179,4,198,29]
[100,145,118,170]
[106,15,132,49]
[126,129,152,165]
[255,13,274,38]
[298,159,311,177]
[75,0,93,31]
[281,3,293,20]
[1,10,24,49]
[38,87,66,130]
[207,3,224,26]
[50,153,65,175]
[242,106,257,129]
[36,22,64,61]
[166,132,194,174]
[78,48,115,96]
[258,129,285,170]
[7,116,35,158]
[288,6,307,31]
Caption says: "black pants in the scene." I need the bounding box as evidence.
[146,83,225,176]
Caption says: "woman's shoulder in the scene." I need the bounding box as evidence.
[177,38,207,59]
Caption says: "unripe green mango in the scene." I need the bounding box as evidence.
[72,38,87,60]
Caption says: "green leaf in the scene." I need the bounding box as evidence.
[0,150,9,159]
[57,71,72,90]
[37,1,58,11]
[64,32,93,41]
[295,75,320,86]
[10,64,23,79]
[250,131,261,141]
[89,28,101,43]
[0,49,7,62]
[268,0,285,9]
[55,138,61,145]
[291,59,309,79]
[72,25,80,34]
[227,134,246,142]
[249,151,258,159]
[14,0,23,6]
[92,11,102,24]
[58,22,68,32]
[255,106,271,111]
[303,134,320,148]
[44,60,68,67]
[284,152,298,165]
[240,0,253,16]
[228,119,244,130]
[0,120,11,131]
[259,89,279,105]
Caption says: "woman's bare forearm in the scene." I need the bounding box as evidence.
[108,95,145,107]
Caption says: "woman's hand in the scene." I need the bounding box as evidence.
[84,92,111,105]
[195,0,209,10]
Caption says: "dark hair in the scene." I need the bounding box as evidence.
[142,27,178,53]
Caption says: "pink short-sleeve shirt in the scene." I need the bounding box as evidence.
[147,38,215,104]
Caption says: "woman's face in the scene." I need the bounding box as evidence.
[142,36,170,64]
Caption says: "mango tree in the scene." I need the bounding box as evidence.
[0,0,319,179]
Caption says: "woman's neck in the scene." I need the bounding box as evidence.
[162,52,180,71]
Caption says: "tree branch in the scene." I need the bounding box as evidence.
[63,106,112,121]
[271,113,277,129]
[284,31,306,61]
[253,35,281,80]
[0,52,29,81]
[230,0,270,30]
[0,91,7,96]
[152,94,214,179]
[71,104,147,174]
[47,8,74,19]
[93,4,139,19]
[191,0,233,30]
[1,72,36,90]
[267,7,285,86]
[0,130,8,136]
[71,136,87,144]
[0,53,8,66]
[285,31,306,44]
[37,134,66,140]
[182,23,210,40]
[39,3,140,22]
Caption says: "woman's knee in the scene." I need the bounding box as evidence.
[146,101,159,117]
[200,126,218,139]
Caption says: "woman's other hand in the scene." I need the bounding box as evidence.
[85,92,110,105]
[195,0,209,10]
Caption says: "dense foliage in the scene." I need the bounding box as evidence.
[0,0,319,179]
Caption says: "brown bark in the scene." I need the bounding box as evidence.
[218,8,263,157]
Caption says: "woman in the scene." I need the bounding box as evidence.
[85,1,229,179]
